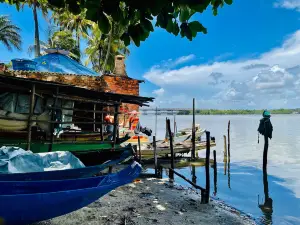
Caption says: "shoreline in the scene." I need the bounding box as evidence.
[38,177,256,225]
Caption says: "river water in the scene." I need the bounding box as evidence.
[140,114,300,225]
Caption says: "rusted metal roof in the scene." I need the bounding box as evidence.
[0,71,154,106]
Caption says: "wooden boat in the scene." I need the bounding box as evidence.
[0,149,133,181]
[0,162,141,225]
[140,140,216,157]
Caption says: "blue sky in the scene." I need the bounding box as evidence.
[1,0,300,109]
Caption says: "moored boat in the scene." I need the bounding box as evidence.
[0,162,141,225]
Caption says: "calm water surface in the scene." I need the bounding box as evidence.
[140,114,300,225]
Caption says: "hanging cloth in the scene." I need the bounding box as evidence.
[257,110,273,143]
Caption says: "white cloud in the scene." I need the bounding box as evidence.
[152,88,165,96]
[274,0,300,11]
[143,30,300,109]
[174,54,195,65]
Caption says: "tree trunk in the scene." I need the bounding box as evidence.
[98,45,102,75]
[102,23,113,73]
[33,1,41,57]
[76,30,80,50]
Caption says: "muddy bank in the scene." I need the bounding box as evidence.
[37,177,255,225]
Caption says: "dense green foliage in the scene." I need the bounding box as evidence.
[177,109,300,115]
[2,0,233,47]
[0,15,22,51]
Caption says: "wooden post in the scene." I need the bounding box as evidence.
[153,136,158,177]
[167,119,174,180]
[138,136,142,162]
[93,104,96,132]
[228,159,231,189]
[191,165,197,184]
[112,104,119,150]
[223,135,227,158]
[27,83,35,150]
[213,150,217,195]
[100,105,104,141]
[204,131,211,203]
[49,87,59,152]
[192,98,196,160]
[155,107,158,137]
[263,134,269,173]
[227,120,231,158]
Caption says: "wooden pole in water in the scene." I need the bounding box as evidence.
[27,83,35,150]
[223,135,227,158]
[155,107,158,137]
[192,165,197,184]
[204,131,211,203]
[138,136,142,162]
[263,134,269,173]
[213,150,217,195]
[227,120,231,158]
[192,98,196,160]
[153,136,158,177]
[167,119,174,180]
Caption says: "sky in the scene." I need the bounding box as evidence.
[1,0,300,109]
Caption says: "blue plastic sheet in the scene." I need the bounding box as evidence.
[34,53,98,76]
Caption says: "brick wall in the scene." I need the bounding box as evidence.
[101,75,140,112]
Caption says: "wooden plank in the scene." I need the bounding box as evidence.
[168,167,205,191]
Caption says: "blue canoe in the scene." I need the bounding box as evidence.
[0,150,132,181]
[0,162,141,225]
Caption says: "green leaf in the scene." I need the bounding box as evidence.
[85,8,98,22]
[141,19,154,32]
[128,25,141,47]
[166,19,174,33]
[157,13,168,28]
[224,0,233,5]
[172,22,180,36]
[179,6,190,22]
[98,12,111,34]
[121,33,130,46]
[188,21,207,35]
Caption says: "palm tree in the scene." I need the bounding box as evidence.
[52,9,91,52]
[22,0,48,57]
[0,15,22,51]
[85,22,130,73]
[28,27,80,61]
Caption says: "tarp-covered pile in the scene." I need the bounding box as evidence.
[0,146,85,173]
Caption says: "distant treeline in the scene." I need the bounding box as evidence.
[177,109,300,115]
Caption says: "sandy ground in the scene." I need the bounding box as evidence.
[37,178,256,225]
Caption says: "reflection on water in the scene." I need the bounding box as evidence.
[259,168,273,224]
[140,114,300,224]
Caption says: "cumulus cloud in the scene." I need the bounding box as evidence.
[274,0,300,11]
[143,30,300,109]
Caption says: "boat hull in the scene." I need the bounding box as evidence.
[0,150,133,181]
[0,162,141,225]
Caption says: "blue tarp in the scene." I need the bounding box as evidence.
[33,53,98,76]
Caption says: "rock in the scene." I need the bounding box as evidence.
[180,208,187,212]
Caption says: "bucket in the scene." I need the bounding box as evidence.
[11,59,37,71]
